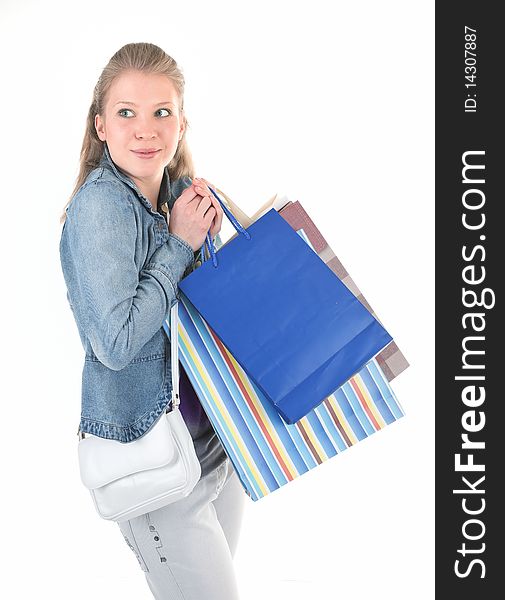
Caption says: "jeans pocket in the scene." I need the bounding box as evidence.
[118,519,150,573]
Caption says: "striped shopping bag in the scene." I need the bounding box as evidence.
[163,227,405,500]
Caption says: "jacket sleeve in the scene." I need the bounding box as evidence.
[61,180,194,371]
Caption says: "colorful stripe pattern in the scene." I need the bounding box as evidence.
[164,228,405,500]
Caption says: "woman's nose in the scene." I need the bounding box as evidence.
[136,129,157,139]
[135,118,158,139]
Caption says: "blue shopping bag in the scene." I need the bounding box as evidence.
[179,191,393,424]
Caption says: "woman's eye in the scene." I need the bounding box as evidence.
[117,108,172,117]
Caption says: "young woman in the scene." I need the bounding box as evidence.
[59,42,245,600]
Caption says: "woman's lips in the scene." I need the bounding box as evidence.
[132,149,161,159]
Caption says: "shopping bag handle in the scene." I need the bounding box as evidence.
[212,186,255,228]
[199,185,251,268]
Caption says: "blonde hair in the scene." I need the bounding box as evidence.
[59,42,195,224]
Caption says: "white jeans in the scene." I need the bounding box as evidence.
[117,458,246,599]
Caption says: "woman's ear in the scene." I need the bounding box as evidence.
[95,114,106,141]
[178,111,186,141]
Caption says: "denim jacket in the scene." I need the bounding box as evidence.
[59,143,222,443]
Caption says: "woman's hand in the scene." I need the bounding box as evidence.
[193,178,223,240]
[168,177,224,252]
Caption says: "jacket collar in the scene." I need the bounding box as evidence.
[98,142,172,215]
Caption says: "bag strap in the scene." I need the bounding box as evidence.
[199,185,251,268]
[197,186,281,267]
[213,187,281,228]
[213,187,254,228]
[167,301,180,412]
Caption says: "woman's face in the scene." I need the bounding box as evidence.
[95,70,185,185]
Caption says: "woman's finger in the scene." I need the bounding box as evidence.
[195,194,213,217]
[212,194,223,229]
[193,178,223,237]
[179,181,203,204]
[194,178,222,210]
[196,177,216,191]
[208,195,223,238]
[194,183,223,216]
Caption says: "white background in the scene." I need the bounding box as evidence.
[0,1,433,598]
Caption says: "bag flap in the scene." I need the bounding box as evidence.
[78,412,177,489]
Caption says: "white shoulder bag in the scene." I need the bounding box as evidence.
[77,301,201,522]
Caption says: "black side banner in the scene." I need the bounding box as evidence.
[436,2,502,597]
